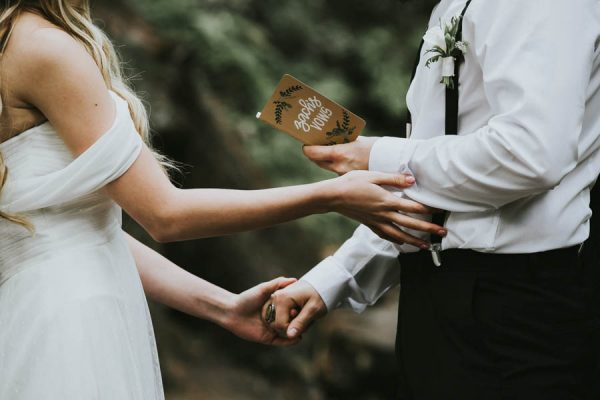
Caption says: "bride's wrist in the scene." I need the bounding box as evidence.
[214,292,239,330]
[190,288,237,328]
[310,178,342,214]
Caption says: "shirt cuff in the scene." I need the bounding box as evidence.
[300,256,353,312]
[368,136,419,173]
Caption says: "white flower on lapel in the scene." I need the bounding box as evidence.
[423,25,447,53]
[423,16,469,89]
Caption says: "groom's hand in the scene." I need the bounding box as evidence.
[263,280,327,339]
[303,136,379,175]
[225,277,301,347]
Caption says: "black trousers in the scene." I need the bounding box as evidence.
[396,246,600,400]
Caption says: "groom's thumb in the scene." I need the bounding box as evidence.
[302,144,335,162]
[287,302,319,338]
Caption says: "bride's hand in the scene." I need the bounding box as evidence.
[325,170,446,249]
[222,277,301,347]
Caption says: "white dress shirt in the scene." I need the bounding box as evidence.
[302,0,600,312]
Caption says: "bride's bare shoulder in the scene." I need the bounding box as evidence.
[6,11,69,61]
[2,13,102,106]
[5,11,100,96]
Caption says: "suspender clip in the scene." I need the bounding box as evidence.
[429,243,443,267]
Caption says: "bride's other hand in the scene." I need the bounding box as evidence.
[223,277,301,347]
[125,233,300,346]
[303,136,378,175]
[325,170,445,248]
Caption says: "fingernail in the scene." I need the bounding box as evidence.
[288,328,298,338]
[438,230,447,237]
[406,175,416,184]
[420,243,430,250]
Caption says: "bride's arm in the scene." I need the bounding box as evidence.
[124,231,300,346]
[16,27,443,248]
[110,158,427,245]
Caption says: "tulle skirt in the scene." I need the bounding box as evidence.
[0,231,164,400]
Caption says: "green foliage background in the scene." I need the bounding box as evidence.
[128,0,434,243]
[93,0,437,398]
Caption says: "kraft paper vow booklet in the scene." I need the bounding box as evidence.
[256,74,366,145]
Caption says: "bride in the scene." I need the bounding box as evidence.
[0,0,441,398]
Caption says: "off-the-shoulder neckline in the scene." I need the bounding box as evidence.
[0,120,52,149]
[0,90,122,150]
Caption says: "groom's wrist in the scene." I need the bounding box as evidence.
[301,257,353,311]
[368,136,418,174]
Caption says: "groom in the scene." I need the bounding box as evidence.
[265,1,600,399]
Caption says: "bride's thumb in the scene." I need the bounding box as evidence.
[258,277,297,298]
[370,172,416,188]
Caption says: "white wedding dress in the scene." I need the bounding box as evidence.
[0,91,164,399]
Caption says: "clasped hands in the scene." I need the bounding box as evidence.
[257,137,445,342]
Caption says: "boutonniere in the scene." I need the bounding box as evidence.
[423,16,469,89]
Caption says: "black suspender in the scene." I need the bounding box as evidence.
[406,0,599,271]
[444,1,471,136]
[405,40,424,139]
[406,0,472,265]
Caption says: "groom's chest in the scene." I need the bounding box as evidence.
[407,0,490,139]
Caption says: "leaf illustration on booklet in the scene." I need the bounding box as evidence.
[273,85,302,124]
[256,74,366,145]
[326,111,356,144]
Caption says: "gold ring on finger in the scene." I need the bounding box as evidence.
[265,303,276,324]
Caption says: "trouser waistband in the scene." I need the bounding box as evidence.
[398,244,582,271]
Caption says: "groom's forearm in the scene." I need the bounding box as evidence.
[123,231,235,327]
[302,224,401,312]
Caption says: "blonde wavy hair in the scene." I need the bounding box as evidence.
[0,0,173,232]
